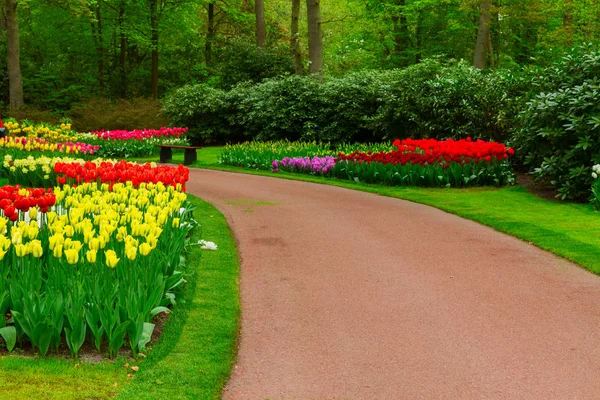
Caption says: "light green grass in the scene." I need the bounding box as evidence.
[0,195,240,400]
[135,146,600,275]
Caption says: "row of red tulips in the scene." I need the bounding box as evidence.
[0,185,56,219]
[337,138,514,166]
[54,160,190,189]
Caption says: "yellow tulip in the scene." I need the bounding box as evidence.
[125,245,137,261]
[0,235,10,251]
[172,218,180,228]
[139,242,152,256]
[105,250,120,268]
[65,225,75,237]
[15,244,29,257]
[86,249,97,263]
[64,248,79,265]
[0,248,6,261]
[53,244,63,258]
[29,240,43,258]
[29,207,38,221]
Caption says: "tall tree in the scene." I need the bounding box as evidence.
[149,0,159,99]
[5,0,24,109]
[255,0,265,47]
[205,1,215,64]
[473,1,491,69]
[391,0,409,66]
[563,0,574,47]
[306,0,323,77]
[291,0,302,74]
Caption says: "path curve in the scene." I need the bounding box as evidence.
[187,169,600,400]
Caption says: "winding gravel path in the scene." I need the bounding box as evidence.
[187,169,600,400]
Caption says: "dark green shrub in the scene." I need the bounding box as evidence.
[163,59,530,144]
[210,39,295,89]
[513,45,600,200]
[162,84,242,145]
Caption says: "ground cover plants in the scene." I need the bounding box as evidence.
[222,138,515,188]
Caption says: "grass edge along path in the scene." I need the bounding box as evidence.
[168,152,600,276]
[116,194,240,399]
[0,195,240,400]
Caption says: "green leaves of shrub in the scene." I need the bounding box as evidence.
[164,59,531,145]
[514,44,600,200]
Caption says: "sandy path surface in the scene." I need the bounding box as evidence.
[187,169,600,400]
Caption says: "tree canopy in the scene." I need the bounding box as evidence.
[1,0,599,111]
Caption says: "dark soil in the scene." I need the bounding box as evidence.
[0,309,171,362]
[515,171,559,202]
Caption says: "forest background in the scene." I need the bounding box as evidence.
[0,0,596,125]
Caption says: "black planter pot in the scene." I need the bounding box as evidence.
[0,128,6,138]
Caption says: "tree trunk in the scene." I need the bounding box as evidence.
[118,3,127,98]
[205,2,215,64]
[96,3,105,92]
[306,0,323,78]
[473,1,491,69]
[5,0,24,109]
[563,0,574,47]
[291,0,302,74]
[391,0,408,66]
[255,0,266,48]
[415,10,423,63]
[487,30,494,68]
[149,0,159,99]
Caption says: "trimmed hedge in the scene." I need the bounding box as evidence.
[163,59,533,145]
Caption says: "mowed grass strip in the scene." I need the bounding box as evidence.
[116,195,240,399]
[0,195,240,400]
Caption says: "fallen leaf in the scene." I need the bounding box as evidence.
[131,366,139,372]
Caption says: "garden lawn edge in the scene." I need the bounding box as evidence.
[116,194,240,399]
[194,164,600,275]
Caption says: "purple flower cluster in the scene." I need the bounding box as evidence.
[272,156,336,174]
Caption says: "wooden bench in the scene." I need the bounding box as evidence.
[158,145,203,166]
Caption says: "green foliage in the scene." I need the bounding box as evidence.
[209,39,295,88]
[219,140,395,170]
[165,60,531,144]
[514,45,600,200]
[332,159,514,188]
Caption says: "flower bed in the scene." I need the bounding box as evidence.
[1,156,189,189]
[91,127,188,140]
[0,137,99,155]
[0,181,194,357]
[53,160,190,188]
[220,140,394,170]
[223,138,515,188]
[3,119,79,143]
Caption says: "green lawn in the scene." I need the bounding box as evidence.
[0,195,240,400]
[138,146,600,275]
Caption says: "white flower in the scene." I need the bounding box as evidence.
[593,172,598,179]
[198,240,218,251]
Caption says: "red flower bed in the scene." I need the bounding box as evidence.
[91,127,188,141]
[53,161,190,189]
[337,138,514,166]
[0,185,56,220]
